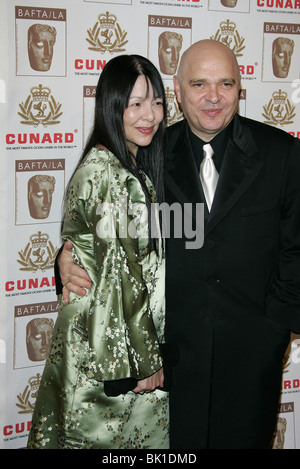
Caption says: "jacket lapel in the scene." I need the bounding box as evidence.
[206,115,263,234]
[165,120,204,206]
[165,116,264,235]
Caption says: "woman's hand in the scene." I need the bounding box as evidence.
[59,241,91,303]
[133,367,164,394]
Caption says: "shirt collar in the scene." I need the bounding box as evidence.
[188,120,233,172]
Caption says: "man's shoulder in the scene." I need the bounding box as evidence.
[166,119,186,136]
[165,120,187,153]
[238,114,295,143]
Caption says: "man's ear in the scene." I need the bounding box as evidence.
[173,75,181,104]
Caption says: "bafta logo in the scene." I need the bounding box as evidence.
[26,318,54,361]
[18,84,62,127]
[27,24,57,72]
[27,174,56,220]
[158,31,183,75]
[272,37,294,79]
[221,0,238,6]
[86,11,128,54]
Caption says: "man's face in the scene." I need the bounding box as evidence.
[174,42,240,142]
[28,179,55,219]
[28,29,56,71]
[272,41,293,78]
[159,36,182,75]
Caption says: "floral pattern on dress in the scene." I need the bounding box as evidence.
[27,148,168,449]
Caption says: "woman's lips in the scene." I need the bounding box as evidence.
[136,127,154,134]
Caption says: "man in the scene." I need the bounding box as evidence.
[56,40,300,448]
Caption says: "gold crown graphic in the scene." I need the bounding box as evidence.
[98,11,117,29]
[31,84,51,102]
[30,231,49,248]
[165,87,175,101]
[273,89,287,104]
[29,373,41,392]
[220,19,236,36]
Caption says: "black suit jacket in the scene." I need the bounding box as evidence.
[164,114,300,448]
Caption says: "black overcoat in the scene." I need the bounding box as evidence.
[164,114,300,449]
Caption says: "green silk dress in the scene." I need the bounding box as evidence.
[27,147,169,449]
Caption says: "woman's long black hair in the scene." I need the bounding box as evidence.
[71,54,167,251]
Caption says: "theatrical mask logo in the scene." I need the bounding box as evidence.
[18,84,62,127]
[262,89,295,127]
[16,373,42,414]
[27,174,56,220]
[86,11,128,54]
[211,19,245,57]
[158,31,183,75]
[27,23,57,72]
[272,37,294,79]
[17,231,59,272]
[221,0,238,7]
[26,317,54,362]
[273,417,287,449]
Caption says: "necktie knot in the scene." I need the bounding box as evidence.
[203,143,214,160]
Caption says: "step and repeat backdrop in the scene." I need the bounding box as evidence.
[1,0,300,450]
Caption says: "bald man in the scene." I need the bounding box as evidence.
[56,41,300,449]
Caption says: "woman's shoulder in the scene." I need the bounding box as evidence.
[69,147,133,200]
[70,147,126,185]
[79,146,122,171]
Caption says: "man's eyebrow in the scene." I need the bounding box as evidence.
[189,79,206,84]
[220,78,236,83]
[188,78,236,84]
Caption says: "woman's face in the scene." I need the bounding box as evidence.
[123,75,164,156]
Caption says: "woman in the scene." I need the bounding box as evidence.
[27,55,168,449]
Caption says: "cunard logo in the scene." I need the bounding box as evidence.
[17,231,58,272]
[262,89,295,127]
[211,19,245,57]
[16,373,41,414]
[86,11,128,54]
[18,84,62,128]
[165,86,183,126]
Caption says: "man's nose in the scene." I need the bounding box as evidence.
[205,85,221,103]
